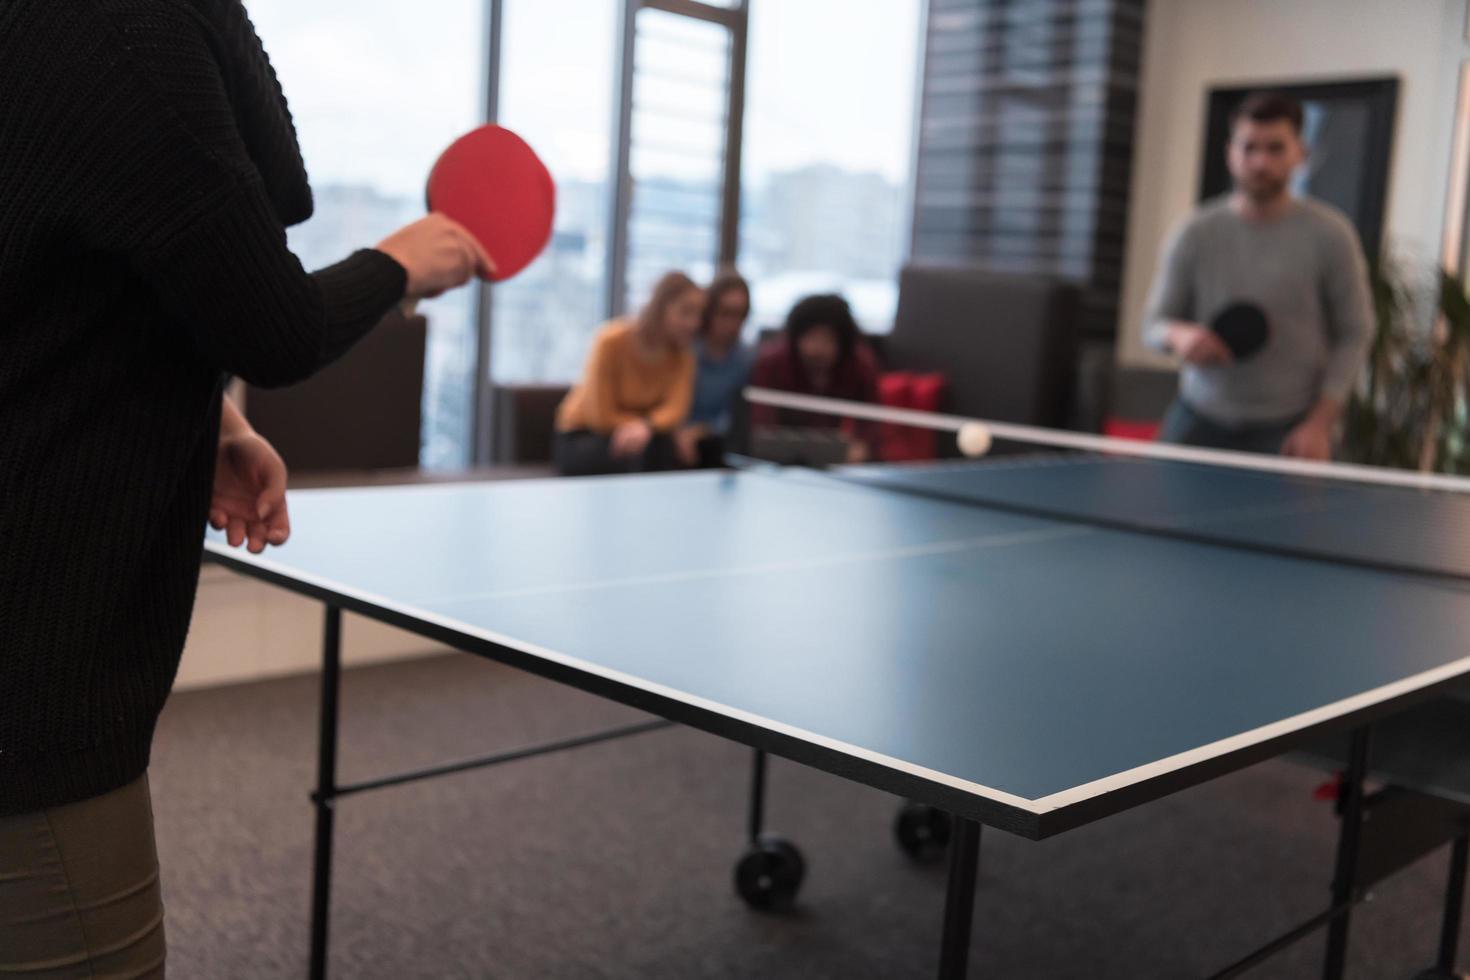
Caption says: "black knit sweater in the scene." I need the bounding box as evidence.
[0,0,408,814]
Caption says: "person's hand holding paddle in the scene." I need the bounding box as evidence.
[376,214,495,303]
[384,125,555,315]
[1164,321,1234,366]
[1165,302,1270,367]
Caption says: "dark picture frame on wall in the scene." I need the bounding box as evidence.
[1197,77,1399,258]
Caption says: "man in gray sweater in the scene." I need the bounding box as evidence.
[1143,92,1375,459]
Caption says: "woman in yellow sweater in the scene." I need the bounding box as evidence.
[555,271,706,475]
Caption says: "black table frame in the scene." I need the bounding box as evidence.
[287,598,1469,980]
[201,536,1470,980]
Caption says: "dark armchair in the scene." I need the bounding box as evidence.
[245,309,427,475]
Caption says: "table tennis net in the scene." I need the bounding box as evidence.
[819,453,1470,585]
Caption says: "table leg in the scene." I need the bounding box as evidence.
[1322,725,1372,980]
[309,605,343,980]
[747,749,767,843]
[937,816,982,980]
[1435,833,1468,974]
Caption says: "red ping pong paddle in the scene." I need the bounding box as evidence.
[403,124,556,314]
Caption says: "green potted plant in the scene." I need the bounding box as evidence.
[1342,256,1470,475]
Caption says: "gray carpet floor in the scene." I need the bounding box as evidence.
[148,652,1466,979]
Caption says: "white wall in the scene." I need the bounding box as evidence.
[1118,0,1470,367]
[175,564,451,691]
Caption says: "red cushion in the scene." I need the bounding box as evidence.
[1102,418,1161,442]
[909,373,946,412]
[877,371,948,461]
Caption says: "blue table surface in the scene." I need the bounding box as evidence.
[205,460,1470,817]
[847,454,1470,579]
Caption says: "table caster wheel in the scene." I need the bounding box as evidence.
[735,834,805,910]
[895,801,952,861]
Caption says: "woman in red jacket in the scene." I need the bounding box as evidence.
[749,293,880,463]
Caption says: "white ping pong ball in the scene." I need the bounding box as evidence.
[957,422,992,458]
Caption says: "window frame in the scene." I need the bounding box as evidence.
[478,0,749,463]
[604,0,749,320]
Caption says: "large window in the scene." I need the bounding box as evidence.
[243,0,485,469]
[490,0,618,385]
[623,8,731,309]
[739,0,922,332]
[243,0,926,461]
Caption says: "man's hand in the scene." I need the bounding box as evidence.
[610,418,653,459]
[1166,322,1234,366]
[1280,420,1331,461]
[845,439,871,465]
[212,399,290,554]
[1280,399,1341,462]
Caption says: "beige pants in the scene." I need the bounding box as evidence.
[0,775,165,978]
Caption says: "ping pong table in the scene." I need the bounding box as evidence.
[204,454,1470,979]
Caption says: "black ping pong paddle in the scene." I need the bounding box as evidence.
[1210,301,1269,360]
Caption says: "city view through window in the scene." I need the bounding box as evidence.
[245,0,919,468]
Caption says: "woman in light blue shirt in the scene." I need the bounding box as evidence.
[677,271,753,466]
